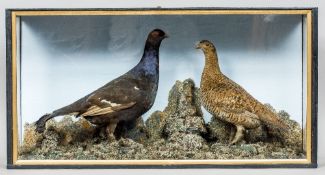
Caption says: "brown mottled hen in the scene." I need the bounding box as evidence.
[196,40,289,145]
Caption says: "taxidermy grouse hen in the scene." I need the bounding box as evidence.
[35,29,168,141]
[196,40,289,145]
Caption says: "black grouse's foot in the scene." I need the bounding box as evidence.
[35,113,51,133]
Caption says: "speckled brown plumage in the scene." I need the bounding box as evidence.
[196,40,289,145]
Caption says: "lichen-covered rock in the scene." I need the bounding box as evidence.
[164,117,186,134]
[90,138,148,160]
[116,117,149,144]
[41,128,60,153]
[206,117,232,143]
[277,110,303,152]
[144,79,210,159]
[147,137,211,159]
[56,116,96,145]
[210,142,304,159]
[210,143,258,159]
[159,79,208,158]
[162,79,207,136]
[245,125,268,143]
[163,79,203,117]
[168,132,208,151]
[19,123,43,154]
[163,114,206,136]
[145,111,167,141]
[18,78,305,160]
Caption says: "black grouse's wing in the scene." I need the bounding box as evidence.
[79,101,136,117]
[79,77,141,117]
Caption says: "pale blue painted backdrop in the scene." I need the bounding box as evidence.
[20,15,304,132]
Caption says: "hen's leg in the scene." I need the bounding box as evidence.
[214,107,262,145]
[230,125,245,145]
[228,126,236,143]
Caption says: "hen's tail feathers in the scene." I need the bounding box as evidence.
[35,113,53,133]
[259,109,290,131]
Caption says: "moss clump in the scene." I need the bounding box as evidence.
[145,111,167,141]
[19,79,305,160]
[19,123,43,154]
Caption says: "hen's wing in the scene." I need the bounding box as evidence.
[206,84,256,113]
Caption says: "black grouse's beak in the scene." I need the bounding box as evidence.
[164,34,169,39]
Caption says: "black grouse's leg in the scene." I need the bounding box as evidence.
[106,122,118,142]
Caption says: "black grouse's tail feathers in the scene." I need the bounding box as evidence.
[35,99,84,133]
[35,113,52,133]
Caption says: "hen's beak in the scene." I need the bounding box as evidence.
[164,34,169,38]
[195,42,201,49]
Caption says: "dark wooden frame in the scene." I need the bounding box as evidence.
[6,8,318,169]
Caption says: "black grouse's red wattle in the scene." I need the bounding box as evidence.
[35,29,168,141]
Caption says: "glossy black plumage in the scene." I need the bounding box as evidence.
[35,29,167,141]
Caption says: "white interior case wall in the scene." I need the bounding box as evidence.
[19,15,305,137]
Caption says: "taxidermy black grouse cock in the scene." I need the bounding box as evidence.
[35,29,168,141]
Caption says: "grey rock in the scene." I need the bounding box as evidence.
[19,78,305,160]
[206,117,232,143]
[116,117,149,144]
[145,111,167,141]
[41,128,60,153]
[162,79,207,136]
